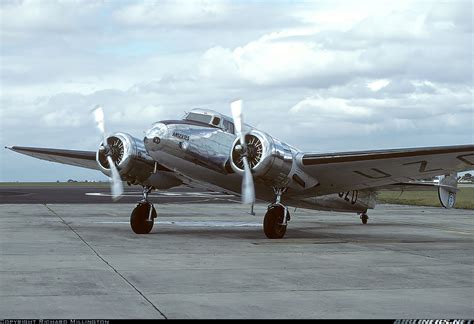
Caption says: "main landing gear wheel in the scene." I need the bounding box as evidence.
[130,202,156,234]
[264,206,289,239]
[360,212,369,225]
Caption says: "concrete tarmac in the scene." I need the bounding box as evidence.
[0,184,238,204]
[0,201,473,319]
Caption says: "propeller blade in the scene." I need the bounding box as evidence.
[92,105,123,201]
[230,99,246,147]
[230,99,255,205]
[92,105,107,145]
[107,155,123,201]
[241,156,255,204]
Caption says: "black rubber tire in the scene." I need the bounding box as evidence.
[360,214,369,225]
[263,206,287,239]
[130,203,156,234]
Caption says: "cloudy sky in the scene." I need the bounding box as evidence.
[1,0,472,181]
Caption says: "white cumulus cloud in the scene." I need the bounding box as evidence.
[1,0,472,180]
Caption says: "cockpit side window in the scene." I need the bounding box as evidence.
[223,119,235,134]
[212,117,221,126]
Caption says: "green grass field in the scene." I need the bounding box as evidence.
[377,187,474,210]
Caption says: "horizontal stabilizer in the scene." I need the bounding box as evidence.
[438,173,458,208]
[375,173,459,208]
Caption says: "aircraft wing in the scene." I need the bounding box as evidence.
[5,146,99,170]
[297,144,474,196]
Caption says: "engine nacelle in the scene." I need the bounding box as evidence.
[230,130,294,187]
[96,132,156,185]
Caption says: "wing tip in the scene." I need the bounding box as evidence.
[5,146,13,150]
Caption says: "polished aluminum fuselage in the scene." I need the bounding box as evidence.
[144,118,376,213]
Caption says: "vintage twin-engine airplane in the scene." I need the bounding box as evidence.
[6,100,474,238]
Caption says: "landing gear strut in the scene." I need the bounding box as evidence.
[130,186,156,234]
[359,211,369,225]
[263,188,290,239]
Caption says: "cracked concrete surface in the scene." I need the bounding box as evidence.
[1,203,473,318]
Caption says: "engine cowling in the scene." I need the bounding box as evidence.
[230,130,294,187]
[96,132,156,185]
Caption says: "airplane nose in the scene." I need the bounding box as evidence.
[144,122,168,153]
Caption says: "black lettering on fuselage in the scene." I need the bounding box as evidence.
[338,190,359,205]
[172,132,190,141]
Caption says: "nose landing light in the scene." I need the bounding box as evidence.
[144,123,168,152]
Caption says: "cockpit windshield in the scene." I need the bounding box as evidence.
[185,112,213,125]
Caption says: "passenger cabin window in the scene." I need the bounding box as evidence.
[223,120,235,134]
[185,112,213,125]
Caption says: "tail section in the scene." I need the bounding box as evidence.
[438,173,458,208]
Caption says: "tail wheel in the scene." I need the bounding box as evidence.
[264,206,287,239]
[130,202,156,234]
[360,213,369,225]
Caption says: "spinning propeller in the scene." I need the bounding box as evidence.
[92,105,123,201]
[230,99,256,205]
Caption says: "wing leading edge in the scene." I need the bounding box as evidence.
[297,144,474,196]
[5,146,99,170]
